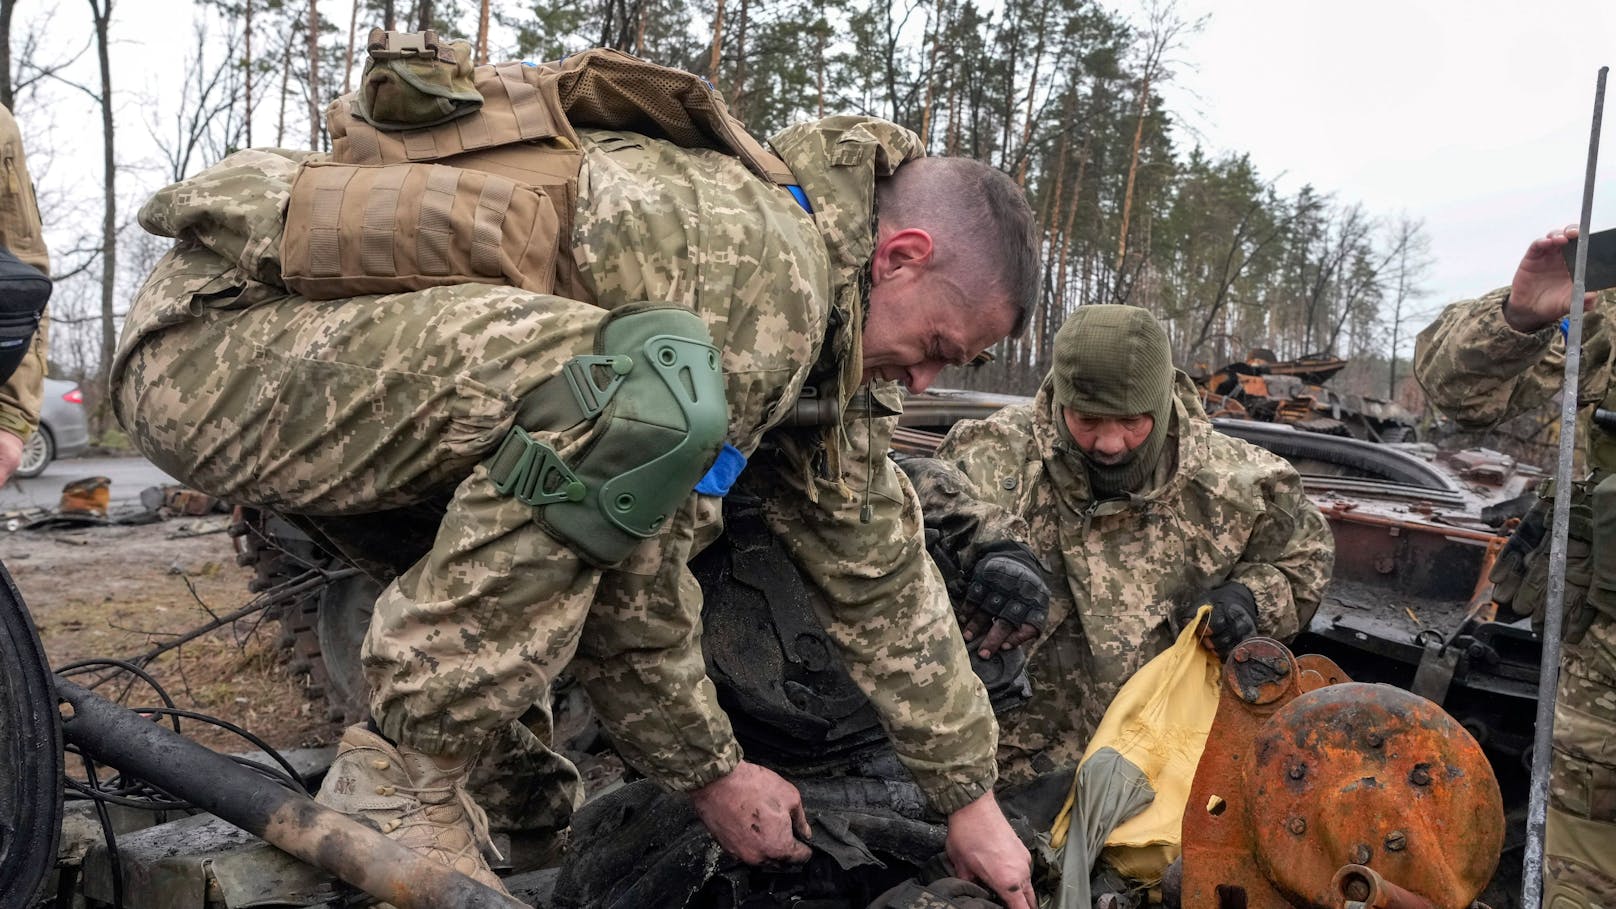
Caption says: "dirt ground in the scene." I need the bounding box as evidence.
[2,515,340,754]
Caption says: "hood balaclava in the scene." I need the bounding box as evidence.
[1050,304,1174,500]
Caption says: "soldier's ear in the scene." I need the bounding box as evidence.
[871,228,934,284]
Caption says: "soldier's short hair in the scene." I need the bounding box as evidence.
[876,157,1040,336]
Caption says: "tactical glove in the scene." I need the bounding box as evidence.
[961,541,1050,657]
[1174,581,1260,660]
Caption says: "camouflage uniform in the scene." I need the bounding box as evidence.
[111,118,999,822]
[1415,287,1616,908]
[0,103,49,442]
[905,374,1333,783]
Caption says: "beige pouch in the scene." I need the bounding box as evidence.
[280,160,560,301]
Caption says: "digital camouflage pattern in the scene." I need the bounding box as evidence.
[1415,287,1616,905]
[0,103,49,440]
[111,118,999,816]
[905,374,1333,782]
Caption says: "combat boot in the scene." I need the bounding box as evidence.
[315,724,509,895]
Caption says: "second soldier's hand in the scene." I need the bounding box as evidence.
[1505,224,1599,333]
[689,760,813,865]
[944,791,1036,909]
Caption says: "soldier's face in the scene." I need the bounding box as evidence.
[1062,408,1155,465]
[862,228,1015,393]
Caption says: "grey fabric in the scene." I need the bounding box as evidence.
[1056,747,1156,909]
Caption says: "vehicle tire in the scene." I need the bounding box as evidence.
[13,426,52,479]
[0,560,62,906]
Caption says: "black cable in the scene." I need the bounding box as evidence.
[81,755,125,909]
[56,658,183,729]
[137,707,308,793]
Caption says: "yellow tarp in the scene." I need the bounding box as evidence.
[1051,604,1221,883]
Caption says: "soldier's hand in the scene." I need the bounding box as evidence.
[960,542,1048,659]
[689,760,812,865]
[0,429,21,486]
[944,791,1035,909]
[1174,581,1260,660]
[1505,224,1599,333]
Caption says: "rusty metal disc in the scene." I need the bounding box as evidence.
[1244,682,1502,909]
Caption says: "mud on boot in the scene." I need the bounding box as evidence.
[315,724,510,896]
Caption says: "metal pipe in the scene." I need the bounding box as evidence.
[1331,864,1437,909]
[1523,65,1608,909]
[54,678,531,909]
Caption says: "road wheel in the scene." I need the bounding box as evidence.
[13,427,52,479]
[0,561,62,906]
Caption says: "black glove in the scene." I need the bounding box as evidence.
[1173,581,1259,660]
[960,541,1050,657]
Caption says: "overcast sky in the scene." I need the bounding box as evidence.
[1131,0,1615,342]
[15,0,1616,359]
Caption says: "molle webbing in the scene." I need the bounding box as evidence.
[279,160,560,301]
[327,50,796,188]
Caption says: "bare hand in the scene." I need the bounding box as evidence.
[0,430,23,485]
[945,791,1035,909]
[960,611,1040,658]
[689,761,812,865]
[1505,224,1599,333]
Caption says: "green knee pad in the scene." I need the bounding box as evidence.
[488,303,727,566]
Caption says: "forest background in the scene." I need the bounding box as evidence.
[1,0,1607,461]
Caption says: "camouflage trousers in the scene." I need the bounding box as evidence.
[1547,610,1616,909]
[116,280,730,825]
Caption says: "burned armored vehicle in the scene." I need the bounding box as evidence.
[1190,351,1422,443]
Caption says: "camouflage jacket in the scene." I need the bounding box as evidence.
[906,374,1334,780]
[1414,287,1616,471]
[112,118,999,812]
[0,104,49,439]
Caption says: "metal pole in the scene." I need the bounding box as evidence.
[55,678,532,909]
[1523,65,1608,909]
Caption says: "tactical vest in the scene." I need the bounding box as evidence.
[1491,344,1616,643]
[281,32,798,303]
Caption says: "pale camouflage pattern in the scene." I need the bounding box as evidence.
[1547,628,1616,909]
[918,374,1334,782]
[112,118,1001,812]
[751,380,999,813]
[1415,286,1616,473]
[1415,286,1616,904]
[0,103,50,439]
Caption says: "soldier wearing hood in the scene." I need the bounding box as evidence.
[904,305,1334,782]
[110,46,1041,906]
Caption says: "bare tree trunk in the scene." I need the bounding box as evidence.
[417,0,432,30]
[1115,72,1149,268]
[306,1,320,149]
[707,0,725,85]
[276,35,291,146]
[814,23,825,118]
[1055,141,1090,314]
[730,0,748,114]
[344,0,359,92]
[383,0,395,30]
[1013,0,1049,186]
[0,0,14,110]
[88,0,116,392]
[476,0,491,64]
[244,0,254,146]
[918,0,945,151]
[634,0,648,55]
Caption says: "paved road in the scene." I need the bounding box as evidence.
[0,456,177,511]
